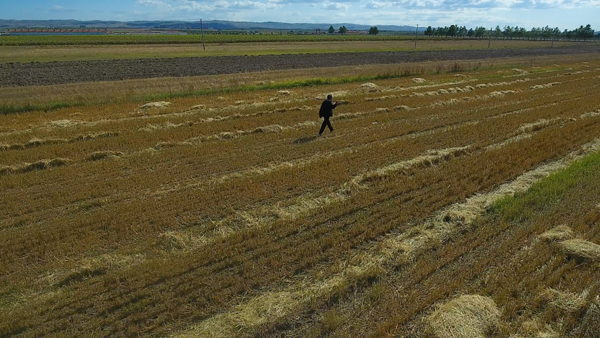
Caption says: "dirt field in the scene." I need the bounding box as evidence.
[1,48,600,337]
[1,44,599,87]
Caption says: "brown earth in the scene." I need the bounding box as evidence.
[1,44,599,87]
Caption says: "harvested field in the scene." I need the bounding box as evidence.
[1,44,600,87]
[1,47,600,337]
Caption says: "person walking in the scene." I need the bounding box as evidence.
[319,94,338,136]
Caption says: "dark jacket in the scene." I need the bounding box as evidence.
[319,100,337,118]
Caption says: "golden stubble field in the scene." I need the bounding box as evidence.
[0,39,576,63]
[1,52,600,337]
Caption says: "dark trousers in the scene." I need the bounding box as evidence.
[319,117,333,135]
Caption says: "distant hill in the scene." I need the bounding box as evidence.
[0,19,416,32]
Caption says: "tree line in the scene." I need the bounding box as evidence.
[424,24,595,41]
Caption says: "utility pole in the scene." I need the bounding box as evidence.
[414,24,419,49]
[201,19,206,51]
[488,27,492,48]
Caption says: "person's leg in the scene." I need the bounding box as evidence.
[327,119,334,132]
[319,118,327,135]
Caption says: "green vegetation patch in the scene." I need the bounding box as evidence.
[490,151,600,222]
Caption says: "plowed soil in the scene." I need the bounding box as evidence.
[1,44,599,87]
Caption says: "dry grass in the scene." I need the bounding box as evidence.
[140,101,172,109]
[426,295,501,338]
[0,158,69,175]
[530,82,561,90]
[539,225,574,242]
[558,239,600,261]
[86,151,124,161]
[541,287,588,313]
[572,297,600,337]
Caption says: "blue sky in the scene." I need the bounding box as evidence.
[2,0,598,30]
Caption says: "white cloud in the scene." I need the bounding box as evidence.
[271,0,324,3]
[50,4,76,12]
[364,1,390,8]
[104,0,600,28]
[323,2,351,9]
[361,0,597,10]
[137,0,175,11]
[138,0,279,13]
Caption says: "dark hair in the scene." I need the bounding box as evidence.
[327,94,333,100]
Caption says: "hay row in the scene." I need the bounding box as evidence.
[558,239,600,261]
[1,149,125,176]
[170,139,600,338]
[157,145,472,252]
[0,132,118,152]
[0,158,69,175]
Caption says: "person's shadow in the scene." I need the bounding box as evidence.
[292,136,318,144]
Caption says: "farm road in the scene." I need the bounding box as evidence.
[1,44,599,87]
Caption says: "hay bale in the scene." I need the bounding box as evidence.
[558,239,600,261]
[513,68,529,75]
[541,288,587,313]
[24,138,66,148]
[86,151,124,161]
[252,125,284,134]
[140,101,171,109]
[427,295,500,338]
[516,319,559,338]
[488,91,506,98]
[45,158,69,168]
[0,165,15,175]
[328,90,349,98]
[22,159,69,173]
[539,225,573,242]
[360,83,380,92]
[49,119,77,127]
